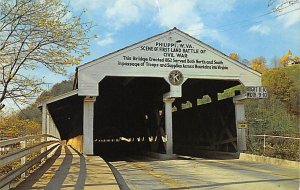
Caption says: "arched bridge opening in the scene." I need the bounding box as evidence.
[93,76,170,157]
[173,79,240,156]
[46,94,84,149]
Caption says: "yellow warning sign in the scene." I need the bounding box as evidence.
[237,121,248,129]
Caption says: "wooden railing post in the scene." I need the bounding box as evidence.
[263,134,266,152]
[20,139,27,178]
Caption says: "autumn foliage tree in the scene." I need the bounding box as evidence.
[229,52,239,60]
[0,114,41,138]
[0,0,93,110]
[262,66,299,114]
[279,50,300,67]
[250,56,267,73]
[263,69,295,102]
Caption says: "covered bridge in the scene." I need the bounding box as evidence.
[40,28,261,156]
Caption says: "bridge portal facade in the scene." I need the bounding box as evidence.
[40,28,261,155]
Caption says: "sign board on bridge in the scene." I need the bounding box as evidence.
[246,86,268,98]
[237,122,248,129]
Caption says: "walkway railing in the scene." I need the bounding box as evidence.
[0,134,60,190]
[249,134,300,152]
[247,134,300,161]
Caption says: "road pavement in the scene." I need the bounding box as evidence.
[109,155,299,190]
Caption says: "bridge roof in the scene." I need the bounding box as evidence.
[76,27,261,96]
[39,90,78,106]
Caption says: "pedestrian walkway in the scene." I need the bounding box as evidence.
[15,145,119,190]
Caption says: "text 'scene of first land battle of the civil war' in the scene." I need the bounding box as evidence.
[117,42,229,71]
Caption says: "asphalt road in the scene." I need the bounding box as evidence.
[109,155,299,190]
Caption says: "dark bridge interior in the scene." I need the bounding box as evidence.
[94,76,169,156]
[46,76,240,157]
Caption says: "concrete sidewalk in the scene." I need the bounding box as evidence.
[15,145,119,190]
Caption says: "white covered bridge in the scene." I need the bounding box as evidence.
[40,28,262,156]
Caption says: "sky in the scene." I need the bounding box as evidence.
[46,0,300,84]
[2,0,300,111]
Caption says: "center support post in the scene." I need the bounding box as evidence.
[83,96,96,155]
[163,97,175,154]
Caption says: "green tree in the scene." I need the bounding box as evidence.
[0,0,93,110]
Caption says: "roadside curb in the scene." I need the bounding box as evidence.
[239,153,299,168]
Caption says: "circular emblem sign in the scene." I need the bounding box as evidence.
[168,70,183,85]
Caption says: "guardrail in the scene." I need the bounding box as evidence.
[0,134,60,190]
[249,134,300,152]
[247,134,300,161]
